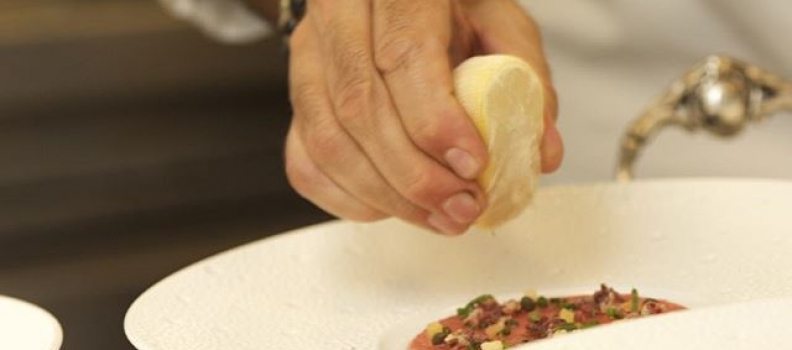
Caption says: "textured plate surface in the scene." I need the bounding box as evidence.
[521,298,792,350]
[125,179,792,350]
[0,295,62,350]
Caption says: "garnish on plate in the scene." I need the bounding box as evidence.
[409,284,685,350]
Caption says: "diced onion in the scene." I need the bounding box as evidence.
[481,340,505,350]
[559,308,575,323]
[424,322,443,339]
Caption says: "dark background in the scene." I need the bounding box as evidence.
[0,1,331,349]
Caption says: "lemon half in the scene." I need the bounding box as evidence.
[453,55,545,229]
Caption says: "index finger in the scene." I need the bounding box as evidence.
[307,0,487,230]
[372,0,488,181]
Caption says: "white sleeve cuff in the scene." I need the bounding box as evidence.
[158,0,273,43]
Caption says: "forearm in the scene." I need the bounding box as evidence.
[242,0,281,24]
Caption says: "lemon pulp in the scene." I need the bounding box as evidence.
[453,55,545,228]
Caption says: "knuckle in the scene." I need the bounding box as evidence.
[374,32,435,75]
[289,81,323,116]
[374,29,418,74]
[333,38,369,78]
[304,123,344,162]
[407,113,446,153]
[334,75,373,127]
[402,169,440,205]
[284,155,316,199]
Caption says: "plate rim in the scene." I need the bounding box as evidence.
[124,177,792,349]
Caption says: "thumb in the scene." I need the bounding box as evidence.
[463,0,564,173]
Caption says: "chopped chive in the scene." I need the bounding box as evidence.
[457,294,493,318]
[606,307,623,320]
[631,288,639,312]
[537,296,548,308]
[549,297,561,305]
[560,301,577,310]
[580,321,600,329]
[469,295,494,307]
[556,323,577,331]
[528,311,542,322]
[431,330,449,345]
[520,296,536,312]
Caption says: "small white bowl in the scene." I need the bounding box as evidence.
[0,295,62,350]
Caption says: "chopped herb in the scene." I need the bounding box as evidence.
[556,323,578,331]
[469,294,494,306]
[457,294,495,319]
[457,294,493,318]
[431,330,449,345]
[560,301,577,310]
[420,285,685,348]
[606,307,623,320]
[537,296,548,308]
[520,296,536,312]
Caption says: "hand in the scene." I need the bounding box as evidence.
[283,0,563,235]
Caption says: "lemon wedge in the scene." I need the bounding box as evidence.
[453,55,545,229]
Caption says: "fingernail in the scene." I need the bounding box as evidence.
[445,148,481,180]
[541,120,564,173]
[427,212,465,236]
[442,192,481,224]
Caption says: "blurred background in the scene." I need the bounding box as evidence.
[0,0,330,349]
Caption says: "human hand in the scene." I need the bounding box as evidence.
[283,0,563,235]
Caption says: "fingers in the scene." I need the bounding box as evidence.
[288,22,433,228]
[284,126,387,222]
[540,113,565,172]
[306,0,487,229]
[372,0,487,180]
[288,20,471,235]
[463,0,564,173]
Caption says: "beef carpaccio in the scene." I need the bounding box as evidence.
[410,284,685,350]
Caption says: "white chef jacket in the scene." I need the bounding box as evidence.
[158,0,792,184]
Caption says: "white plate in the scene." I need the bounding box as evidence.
[125,179,792,350]
[0,295,62,350]
[521,297,792,350]
[379,285,704,350]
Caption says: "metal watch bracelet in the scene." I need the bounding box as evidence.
[278,0,306,38]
